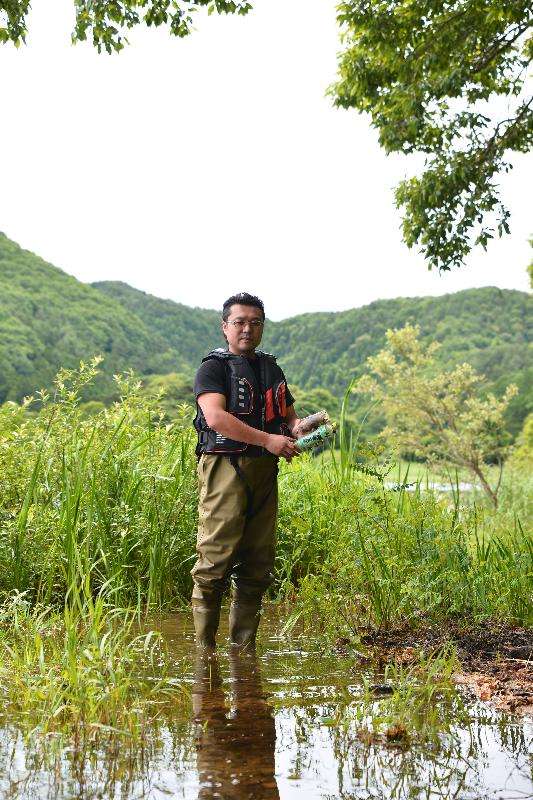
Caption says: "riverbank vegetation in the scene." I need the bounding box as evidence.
[2,359,530,622]
[277,454,532,632]
[0,357,531,766]
[0,592,186,746]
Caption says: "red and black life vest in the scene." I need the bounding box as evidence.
[194,349,288,455]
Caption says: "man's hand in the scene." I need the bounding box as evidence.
[289,420,305,439]
[265,434,300,462]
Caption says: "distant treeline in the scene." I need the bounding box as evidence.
[1,232,531,438]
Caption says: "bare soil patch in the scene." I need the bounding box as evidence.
[351,620,532,717]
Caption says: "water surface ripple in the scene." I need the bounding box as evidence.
[1,607,531,799]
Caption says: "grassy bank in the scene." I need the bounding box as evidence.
[0,361,198,607]
[0,362,197,758]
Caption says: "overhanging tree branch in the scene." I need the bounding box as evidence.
[0,0,253,51]
[332,0,533,271]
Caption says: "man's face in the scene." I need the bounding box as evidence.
[222,304,264,356]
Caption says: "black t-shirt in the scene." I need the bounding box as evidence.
[194,356,294,407]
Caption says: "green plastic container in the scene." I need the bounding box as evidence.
[296,422,336,452]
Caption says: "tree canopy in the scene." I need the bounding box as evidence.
[0,0,251,52]
[332,1,533,272]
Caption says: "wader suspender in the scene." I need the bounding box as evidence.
[229,353,277,520]
[229,454,278,520]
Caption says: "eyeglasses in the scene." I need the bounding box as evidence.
[225,319,264,329]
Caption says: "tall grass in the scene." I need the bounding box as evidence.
[0,590,190,799]
[1,360,531,631]
[277,415,533,633]
[0,361,198,608]
[0,362,196,758]
[0,591,186,738]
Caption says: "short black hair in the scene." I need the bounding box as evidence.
[222,293,265,321]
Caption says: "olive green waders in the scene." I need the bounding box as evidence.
[191,453,278,648]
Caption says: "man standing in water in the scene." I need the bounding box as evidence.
[191,292,302,648]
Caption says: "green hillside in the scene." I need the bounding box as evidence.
[96,280,533,436]
[92,281,223,367]
[0,233,185,403]
[1,232,531,437]
[265,289,533,436]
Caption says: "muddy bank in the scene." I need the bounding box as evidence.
[347,620,533,716]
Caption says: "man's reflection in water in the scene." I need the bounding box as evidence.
[192,649,279,800]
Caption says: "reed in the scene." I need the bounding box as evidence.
[0,361,198,608]
[0,590,187,750]
[277,441,532,632]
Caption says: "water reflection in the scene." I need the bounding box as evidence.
[0,608,531,799]
[193,649,279,799]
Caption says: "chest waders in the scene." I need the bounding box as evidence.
[228,454,279,520]
[192,350,288,649]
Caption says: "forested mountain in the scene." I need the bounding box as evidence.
[266,288,532,395]
[92,281,222,367]
[0,233,187,402]
[264,288,533,436]
[1,232,531,435]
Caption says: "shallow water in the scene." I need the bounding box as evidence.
[1,606,532,799]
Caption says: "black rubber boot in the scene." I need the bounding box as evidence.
[192,600,221,649]
[229,599,262,648]
[192,649,223,719]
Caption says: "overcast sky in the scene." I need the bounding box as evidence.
[1,0,531,320]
